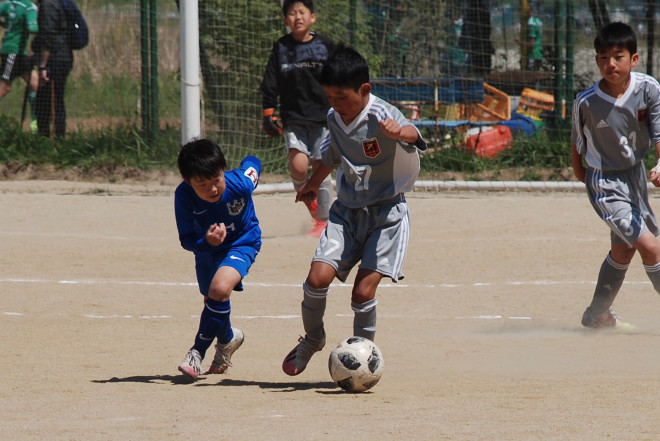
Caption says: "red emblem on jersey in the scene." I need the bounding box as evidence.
[362,138,381,158]
[638,108,647,122]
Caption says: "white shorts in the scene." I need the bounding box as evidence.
[284,124,329,160]
[312,196,409,282]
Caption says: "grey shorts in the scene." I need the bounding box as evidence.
[586,162,659,247]
[313,196,410,282]
[284,124,329,160]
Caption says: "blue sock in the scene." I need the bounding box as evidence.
[192,298,231,358]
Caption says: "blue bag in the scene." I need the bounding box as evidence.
[61,0,89,50]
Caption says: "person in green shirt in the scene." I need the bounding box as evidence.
[526,4,543,71]
[0,0,38,130]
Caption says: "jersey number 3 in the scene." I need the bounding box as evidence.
[620,132,637,158]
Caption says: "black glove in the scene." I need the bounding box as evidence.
[263,108,283,137]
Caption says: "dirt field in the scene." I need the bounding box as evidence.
[1,179,659,441]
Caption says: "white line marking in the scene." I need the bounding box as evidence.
[0,231,134,240]
[455,315,533,320]
[239,315,299,320]
[0,277,652,289]
[0,278,197,287]
[84,314,173,319]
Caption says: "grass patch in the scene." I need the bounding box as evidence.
[0,114,180,171]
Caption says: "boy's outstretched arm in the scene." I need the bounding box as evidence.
[649,142,660,187]
[296,162,334,205]
[571,143,586,183]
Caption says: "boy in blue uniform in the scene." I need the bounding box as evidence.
[259,0,335,236]
[572,22,660,328]
[282,44,427,376]
[175,138,261,379]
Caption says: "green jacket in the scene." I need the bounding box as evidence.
[0,0,38,55]
[527,15,543,61]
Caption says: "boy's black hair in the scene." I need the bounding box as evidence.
[177,138,227,181]
[594,22,637,55]
[282,0,314,16]
[319,43,369,92]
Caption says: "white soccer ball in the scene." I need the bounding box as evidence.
[328,336,384,392]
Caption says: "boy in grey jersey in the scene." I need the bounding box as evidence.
[282,43,427,376]
[571,22,660,328]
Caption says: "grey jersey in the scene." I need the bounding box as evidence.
[321,94,427,208]
[572,72,660,172]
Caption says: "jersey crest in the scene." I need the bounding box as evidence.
[244,167,259,187]
[638,108,647,122]
[362,138,381,158]
[227,198,246,216]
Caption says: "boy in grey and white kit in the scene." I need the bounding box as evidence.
[282,43,427,376]
[571,22,660,328]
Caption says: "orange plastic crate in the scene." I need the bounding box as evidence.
[466,83,511,122]
[517,88,554,119]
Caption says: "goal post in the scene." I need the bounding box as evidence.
[180,0,201,145]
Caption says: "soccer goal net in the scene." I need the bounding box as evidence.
[193,0,658,174]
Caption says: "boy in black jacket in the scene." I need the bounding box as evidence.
[259,0,334,237]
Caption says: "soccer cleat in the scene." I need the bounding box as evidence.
[306,198,319,221]
[581,307,621,328]
[206,328,244,374]
[178,348,202,379]
[282,332,326,376]
[307,220,327,237]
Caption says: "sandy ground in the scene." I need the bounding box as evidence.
[1,180,659,441]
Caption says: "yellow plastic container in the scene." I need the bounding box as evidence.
[517,88,554,119]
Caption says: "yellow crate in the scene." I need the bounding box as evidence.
[432,103,464,121]
[517,88,554,119]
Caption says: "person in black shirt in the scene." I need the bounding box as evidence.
[259,0,334,237]
[32,0,72,138]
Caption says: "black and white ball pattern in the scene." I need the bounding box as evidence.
[328,336,384,392]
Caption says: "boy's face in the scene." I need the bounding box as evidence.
[323,83,371,125]
[596,46,638,87]
[284,2,316,41]
[187,171,226,204]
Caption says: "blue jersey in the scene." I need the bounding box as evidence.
[174,156,262,258]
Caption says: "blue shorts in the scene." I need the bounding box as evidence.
[194,246,258,296]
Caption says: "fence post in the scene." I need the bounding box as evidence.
[140,0,149,143]
[552,0,565,126]
[349,0,356,47]
[565,0,575,118]
[149,0,159,144]
[140,0,159,146]
[648,1,656,78]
